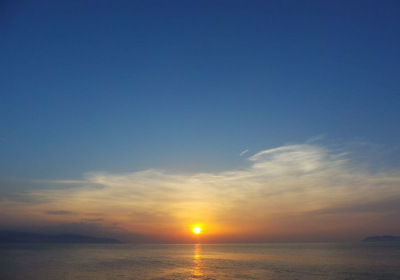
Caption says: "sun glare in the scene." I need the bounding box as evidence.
[192,226,201,234]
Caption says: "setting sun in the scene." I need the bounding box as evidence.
[192,226,201,234]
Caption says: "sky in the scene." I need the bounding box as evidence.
[1,0,400,243]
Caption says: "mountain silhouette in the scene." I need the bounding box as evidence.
[362,235,400,242]
[0,231,123,244]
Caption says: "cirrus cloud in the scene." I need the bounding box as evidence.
[1,142,399,243]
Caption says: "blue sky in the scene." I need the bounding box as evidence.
[1,1,400,242]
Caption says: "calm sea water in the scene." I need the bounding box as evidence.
[1,243,399,280]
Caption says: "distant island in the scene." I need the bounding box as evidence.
[362,235,400,242]
[0,231,123,244]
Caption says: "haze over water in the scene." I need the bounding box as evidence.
[1,243,400,280]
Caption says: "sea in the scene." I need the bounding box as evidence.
[0,243,399,280]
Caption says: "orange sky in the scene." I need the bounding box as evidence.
[1,143,400,243]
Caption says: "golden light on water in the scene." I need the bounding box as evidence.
[192,226,201,234]
[192,244,203,278]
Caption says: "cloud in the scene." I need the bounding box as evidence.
[0,222,153,243]
[240,150,249,156]
[83,218,104,222]
[306,134,326,143]
[86,213,104,216]
[0,176,96,193]
[1,142,400,242]
[44,210,76,215]
[0,192,49,204]
[309,198,400,215]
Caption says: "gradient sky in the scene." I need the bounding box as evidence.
[1,0,400,243]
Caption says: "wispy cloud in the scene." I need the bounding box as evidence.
[1,142,399,242]
[306,134,326,143]
[239,149,249,156]
[82,218,104,222]
[44,210,76,215]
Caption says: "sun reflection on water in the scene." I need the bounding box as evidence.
[191,243,203,279]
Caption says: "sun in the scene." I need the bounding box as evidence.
[192,226,201,234]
